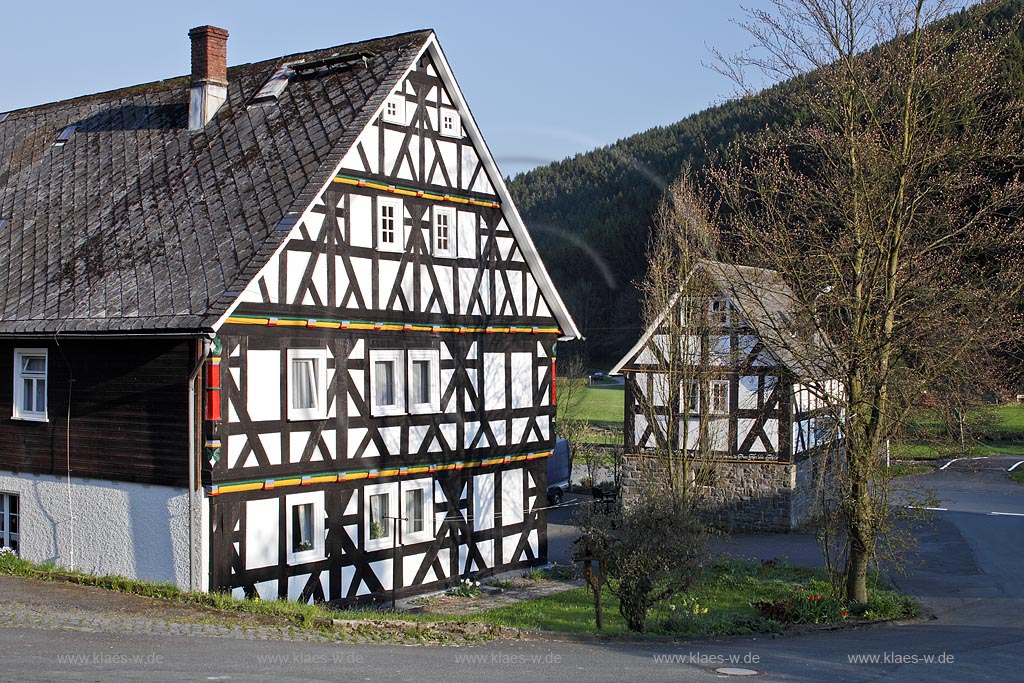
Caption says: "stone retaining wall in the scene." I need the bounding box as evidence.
[620,451,836,532]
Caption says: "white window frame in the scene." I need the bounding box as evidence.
[686,380,701,414]
[710,380,730,414]
[439,107,461,137]
[370,350,405,416]
[382,94,406,125]
[364,482,398,552]
[13,348,47,422]
[681,296,701,326]
[400,478,434,544]
[286,349,328,421]
[431,206,456,258]
[1,492,18,554]
[407,349,441,414]
[710,297,730,326]
[285,491,325,565]
[376,197,405,253]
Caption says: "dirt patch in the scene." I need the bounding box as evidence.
[402,577,582,617]
[0,574,281,627]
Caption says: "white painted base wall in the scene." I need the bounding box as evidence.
[0,470,195,588]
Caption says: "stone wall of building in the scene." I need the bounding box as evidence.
[790,444,843,529]
[621,454,798,532]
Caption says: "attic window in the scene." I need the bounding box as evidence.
[439,108,461,137]
[54,125,77,147]
[382,94,405,125]
[252,65,295,104]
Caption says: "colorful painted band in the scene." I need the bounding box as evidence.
[333,175,501,209]
[204,449,554,497]
[223,314,560,336]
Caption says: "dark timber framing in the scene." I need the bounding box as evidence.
[205,51,566,604]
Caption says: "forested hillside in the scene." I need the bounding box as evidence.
[509,1,1024,364]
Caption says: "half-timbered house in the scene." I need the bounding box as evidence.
[0,26,579,603]
[610,260,838,530]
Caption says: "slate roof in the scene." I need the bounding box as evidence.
[0,29,433,334]
[610,258,832,378]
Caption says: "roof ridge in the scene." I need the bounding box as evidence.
[0,29,435,119]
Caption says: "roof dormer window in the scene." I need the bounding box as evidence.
[54,125,77,147]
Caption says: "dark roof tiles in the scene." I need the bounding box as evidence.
[0,30,432,334]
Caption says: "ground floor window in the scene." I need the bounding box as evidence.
[285,492,324,565]
[365,480,433,549]
[1,493,18,554]
[401,479,433,544]
[366,484,396,550]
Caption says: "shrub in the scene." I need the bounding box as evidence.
[574,489,709,632]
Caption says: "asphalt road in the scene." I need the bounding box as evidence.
[1,457,1021,682]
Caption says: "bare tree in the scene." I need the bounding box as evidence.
[711,0,1024,602]
[630,174,723,501]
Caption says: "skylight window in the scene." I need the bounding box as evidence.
[0,220,6,231]
[0,113,9,123]
[252,65,295,104]
[54,125,77,147]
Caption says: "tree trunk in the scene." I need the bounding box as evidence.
[845,475,871,604]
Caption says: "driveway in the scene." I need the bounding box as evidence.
[0,462,1021,682]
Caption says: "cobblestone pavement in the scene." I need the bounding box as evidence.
[0,600,339,642]
[0,575,502,646]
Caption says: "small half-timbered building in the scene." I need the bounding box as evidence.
[610,260,837,531]
[0,26,579,603]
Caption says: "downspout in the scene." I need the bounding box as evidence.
[187,335,213,591]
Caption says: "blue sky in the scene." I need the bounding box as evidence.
[1,0,770,176]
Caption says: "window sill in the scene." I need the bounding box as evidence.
[287,550,325,566]
[287,414,328,422]
[365,537,394,552]
[12,414,47,422]
[402,531,434,545]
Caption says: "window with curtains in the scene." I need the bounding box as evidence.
[369,349,441,417]
[370,350,405,416]
[13,349,47,421]
[285,491,324,565]
[287,349,328,420]
[401,479,432,544]
[365,483,397,551]
[0,493,18,554]
[407,349,440,414]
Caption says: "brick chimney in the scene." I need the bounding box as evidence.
[188,26,229,130]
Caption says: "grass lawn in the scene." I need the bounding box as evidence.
[895,404,1024,466]
[1010,467,1024,485]
[462,560,916,637]
[563,379,624,431]
[1,550,916,639]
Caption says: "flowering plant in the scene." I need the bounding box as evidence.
[448,577,482,598]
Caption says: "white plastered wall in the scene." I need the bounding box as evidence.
[0,470,193,588]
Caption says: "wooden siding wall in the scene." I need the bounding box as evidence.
[0,339,192,487]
